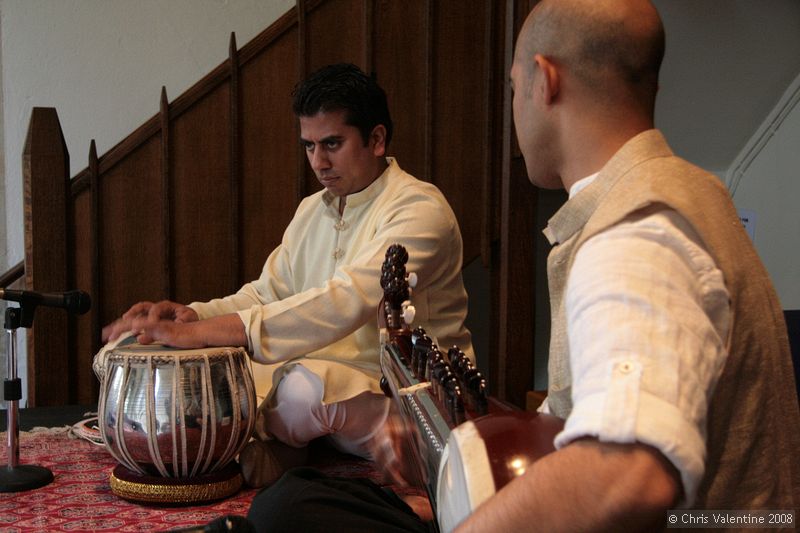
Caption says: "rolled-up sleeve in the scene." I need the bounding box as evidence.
[554,209,730,506]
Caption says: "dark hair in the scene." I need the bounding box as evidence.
[292,63,393,147]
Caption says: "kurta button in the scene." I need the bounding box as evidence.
[332,248,344,260]
[334,219,348,231]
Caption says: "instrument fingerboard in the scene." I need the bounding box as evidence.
[379,244,512,515]
[379,245,563,532]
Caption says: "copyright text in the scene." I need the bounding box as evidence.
[666,510,795,529]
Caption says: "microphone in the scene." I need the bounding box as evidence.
[0,289,91,315]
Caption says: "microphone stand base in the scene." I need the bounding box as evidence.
[0,464,54,492]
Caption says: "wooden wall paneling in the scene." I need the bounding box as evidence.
[70,188,96,404]
[239,26,299,282]
[498,159,537,406]
[493,0,513,403]
[87,139,107,400]
[305,0,365,74]
[495,0,541,406]
[430,0,491,265]
[22,108,69,406]
[371,0,429,180]
[296,0,309,204]
[98,139,165,327]
[424,1,434,182]
[171,85,234,303]
[485,0,511,400]
[88,140,102,367]
[229,34,243,290]
[488,2,510,249]
[362,0,374,73]
[481,0,499,268]
[160,87,173,300]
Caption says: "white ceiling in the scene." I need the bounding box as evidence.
[653,0,800,172]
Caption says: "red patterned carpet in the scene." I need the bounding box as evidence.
[0,428,400,532]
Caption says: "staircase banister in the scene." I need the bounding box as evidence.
[0,261,25,289]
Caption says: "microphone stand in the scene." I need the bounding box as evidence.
[0,304,54,492]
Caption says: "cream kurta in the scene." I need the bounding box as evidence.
[190,158,473,405]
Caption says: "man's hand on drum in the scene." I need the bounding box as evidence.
[102,300,199,343]
[131,319,209,349]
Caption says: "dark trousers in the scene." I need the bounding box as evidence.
[247,467,433,533]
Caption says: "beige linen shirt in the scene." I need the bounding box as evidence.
[190,158,473,406]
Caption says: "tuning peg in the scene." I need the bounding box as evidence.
[401,302,416,324]
[407,272,418,288]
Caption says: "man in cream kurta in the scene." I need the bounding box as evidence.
[103,63,473,487]
[190,155,472,431]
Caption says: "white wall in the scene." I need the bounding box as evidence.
[727,75,800,309]
[653,0,800,174]
[0,0,292,405]
[2,0,292,269]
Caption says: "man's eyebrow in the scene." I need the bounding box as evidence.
[298,135,344,144]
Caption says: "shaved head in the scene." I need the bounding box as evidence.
[516,0,664,112]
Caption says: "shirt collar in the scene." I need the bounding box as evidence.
[542,129,671,245]
[321,157,396,211]
[568,171,600,199]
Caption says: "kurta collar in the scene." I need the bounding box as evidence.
[542,129,673,245]
[321,157,397,211]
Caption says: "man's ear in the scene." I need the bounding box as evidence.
[370,125,387,157]
[533,53,560,105]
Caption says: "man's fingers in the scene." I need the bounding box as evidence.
[121,301,153,321]
[174,306,199,323]
[135,320,169,346]
[147,300,180,321]
[135,321,206,349]
[102,318,132,342]
[136,331,155,345]
[103,301,195,345]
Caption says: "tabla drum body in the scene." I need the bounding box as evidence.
[97,341,256,502]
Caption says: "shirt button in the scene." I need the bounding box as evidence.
[332,248,344,260]
[333,219,348,231]
[618,361,634,373]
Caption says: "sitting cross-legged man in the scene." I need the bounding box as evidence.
[102,62,473,488]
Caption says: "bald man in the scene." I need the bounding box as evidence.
[458,0,798,531]
[243,1,800,531]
